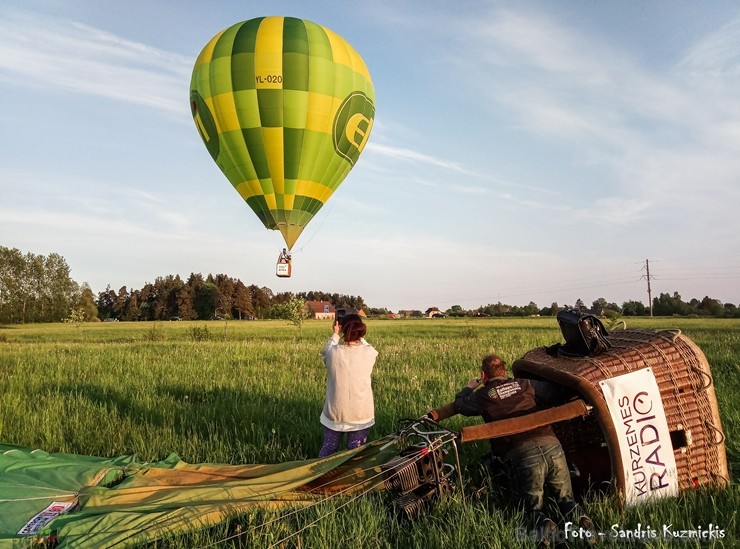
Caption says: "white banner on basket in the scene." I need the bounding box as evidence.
[600,368,679,506]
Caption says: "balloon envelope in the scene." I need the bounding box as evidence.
[190,16,375,249]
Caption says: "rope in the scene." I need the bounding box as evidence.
[196,440,446,549]
[0,482,80,502]
[264,443,446,549]
[0,494,77,503]
[264,477,379,548]
[290,197,338,254]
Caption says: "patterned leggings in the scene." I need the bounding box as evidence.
[318,426,370,458]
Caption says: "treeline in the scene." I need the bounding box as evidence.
[0,246,95,324]
[2,246,738,323]
[0,246,369,324]
[96,276,368,322]
[442,294,740,318]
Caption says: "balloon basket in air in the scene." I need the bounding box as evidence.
[276,257,292,278]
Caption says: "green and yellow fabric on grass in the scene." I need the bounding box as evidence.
[0,438,398,548]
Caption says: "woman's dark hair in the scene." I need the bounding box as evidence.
[341,314,366,343]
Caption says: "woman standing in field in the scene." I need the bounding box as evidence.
[318,314,378,457]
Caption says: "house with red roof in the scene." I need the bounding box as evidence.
[306,300,335,320]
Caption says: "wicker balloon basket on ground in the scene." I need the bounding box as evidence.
[512,329,729,503]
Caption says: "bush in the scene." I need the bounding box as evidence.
[190,325,210,342]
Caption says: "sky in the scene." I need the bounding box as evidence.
[1,1,739,313]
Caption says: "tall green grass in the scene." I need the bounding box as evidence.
[1,318,738,547]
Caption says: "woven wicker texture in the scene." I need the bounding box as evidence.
[513,329,728,498]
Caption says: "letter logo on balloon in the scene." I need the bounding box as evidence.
[334,92,375,166]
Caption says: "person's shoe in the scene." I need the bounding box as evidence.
[538,518,558,547]
[579,515,598,545]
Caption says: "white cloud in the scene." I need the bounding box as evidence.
[679,16,740,77]
[0,10,189,114]
[365,141,556,196]
[443,7,740,230]
[367,142,475,174]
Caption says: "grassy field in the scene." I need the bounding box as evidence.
[1,317,738,547]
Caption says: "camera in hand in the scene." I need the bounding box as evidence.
[335,307,359,327]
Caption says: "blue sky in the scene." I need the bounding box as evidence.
[1,1,739,312]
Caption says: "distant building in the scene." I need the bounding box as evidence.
[306,300,336,320]
[425,307,445,318]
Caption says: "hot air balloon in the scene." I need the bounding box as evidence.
[190,16,375,275]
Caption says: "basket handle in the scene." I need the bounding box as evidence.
[691,366,713,391]
[705,421,725,445]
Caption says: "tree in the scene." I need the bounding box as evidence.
[591,298,608,315]
[151,275,185,320]
[114,287,129,319]
[97,285,117,320]
[44,253,78,322]
[77,284,99,321]
[0,247,24,323]
[232,281,254,319]
[265,296,308,329]
[446,305,466,317]
[248,285,273,318]
[0,247,77,323]
[652,292,688,316]
[287,296,309,330]
[125,291,141,321]
[622,300,647,316]
[64,307,86,325]
[186,272,205,292]
[212,274,236,318]
[27,253,46,322]
[194,283,221,319]
[181,273,204,320]
[698,296,724,317]
[137,283,157,321]
[177,285,197,320]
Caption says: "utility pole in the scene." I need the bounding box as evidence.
[641,259,654,316]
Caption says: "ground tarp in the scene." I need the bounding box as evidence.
[0,438,399,548]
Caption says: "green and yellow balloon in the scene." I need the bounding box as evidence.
[190,16,375,250]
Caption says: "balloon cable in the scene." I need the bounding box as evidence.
[196,441,438,549]
[290,198,338,255]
